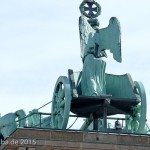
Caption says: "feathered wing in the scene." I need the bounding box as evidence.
[79,15,96,60]
[95,17,122,62]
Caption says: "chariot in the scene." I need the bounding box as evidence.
[51,69,147,133]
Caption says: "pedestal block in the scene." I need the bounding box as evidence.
[0,128,150,150]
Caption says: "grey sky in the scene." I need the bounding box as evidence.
[0,0,150,126]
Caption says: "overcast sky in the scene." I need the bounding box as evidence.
[0,0,150,127]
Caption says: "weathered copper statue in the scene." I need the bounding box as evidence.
[79,0,121,96]
[51,0,148,134]
[0,0,149,140]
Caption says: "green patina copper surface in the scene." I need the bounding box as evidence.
[51,76,71,129]
[28,109,40,127]
[0,109,26,138]
[79,1,121,96]
[51,0,148,134]
[0,109,52,139]
[0,0,148,139]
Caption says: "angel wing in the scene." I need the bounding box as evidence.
[79,15,96,60]
[94,17,122,62]
[79,15,122,62]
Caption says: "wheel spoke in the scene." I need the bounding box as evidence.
[136,113,140,122]
[60,100,65,108]
[58,115,63,128]
[58,86,65,99]
[57,97,62,103]
[53,108,57,115]
[54,114,58,128]
[55,95,59,102]
[60,108,64,117]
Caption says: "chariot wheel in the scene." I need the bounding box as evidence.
[128,81,147,133]
[51,76,72,129]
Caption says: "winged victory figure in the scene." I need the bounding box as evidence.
[79,0,121,96]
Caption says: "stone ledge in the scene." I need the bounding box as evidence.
[0,128,150,150]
